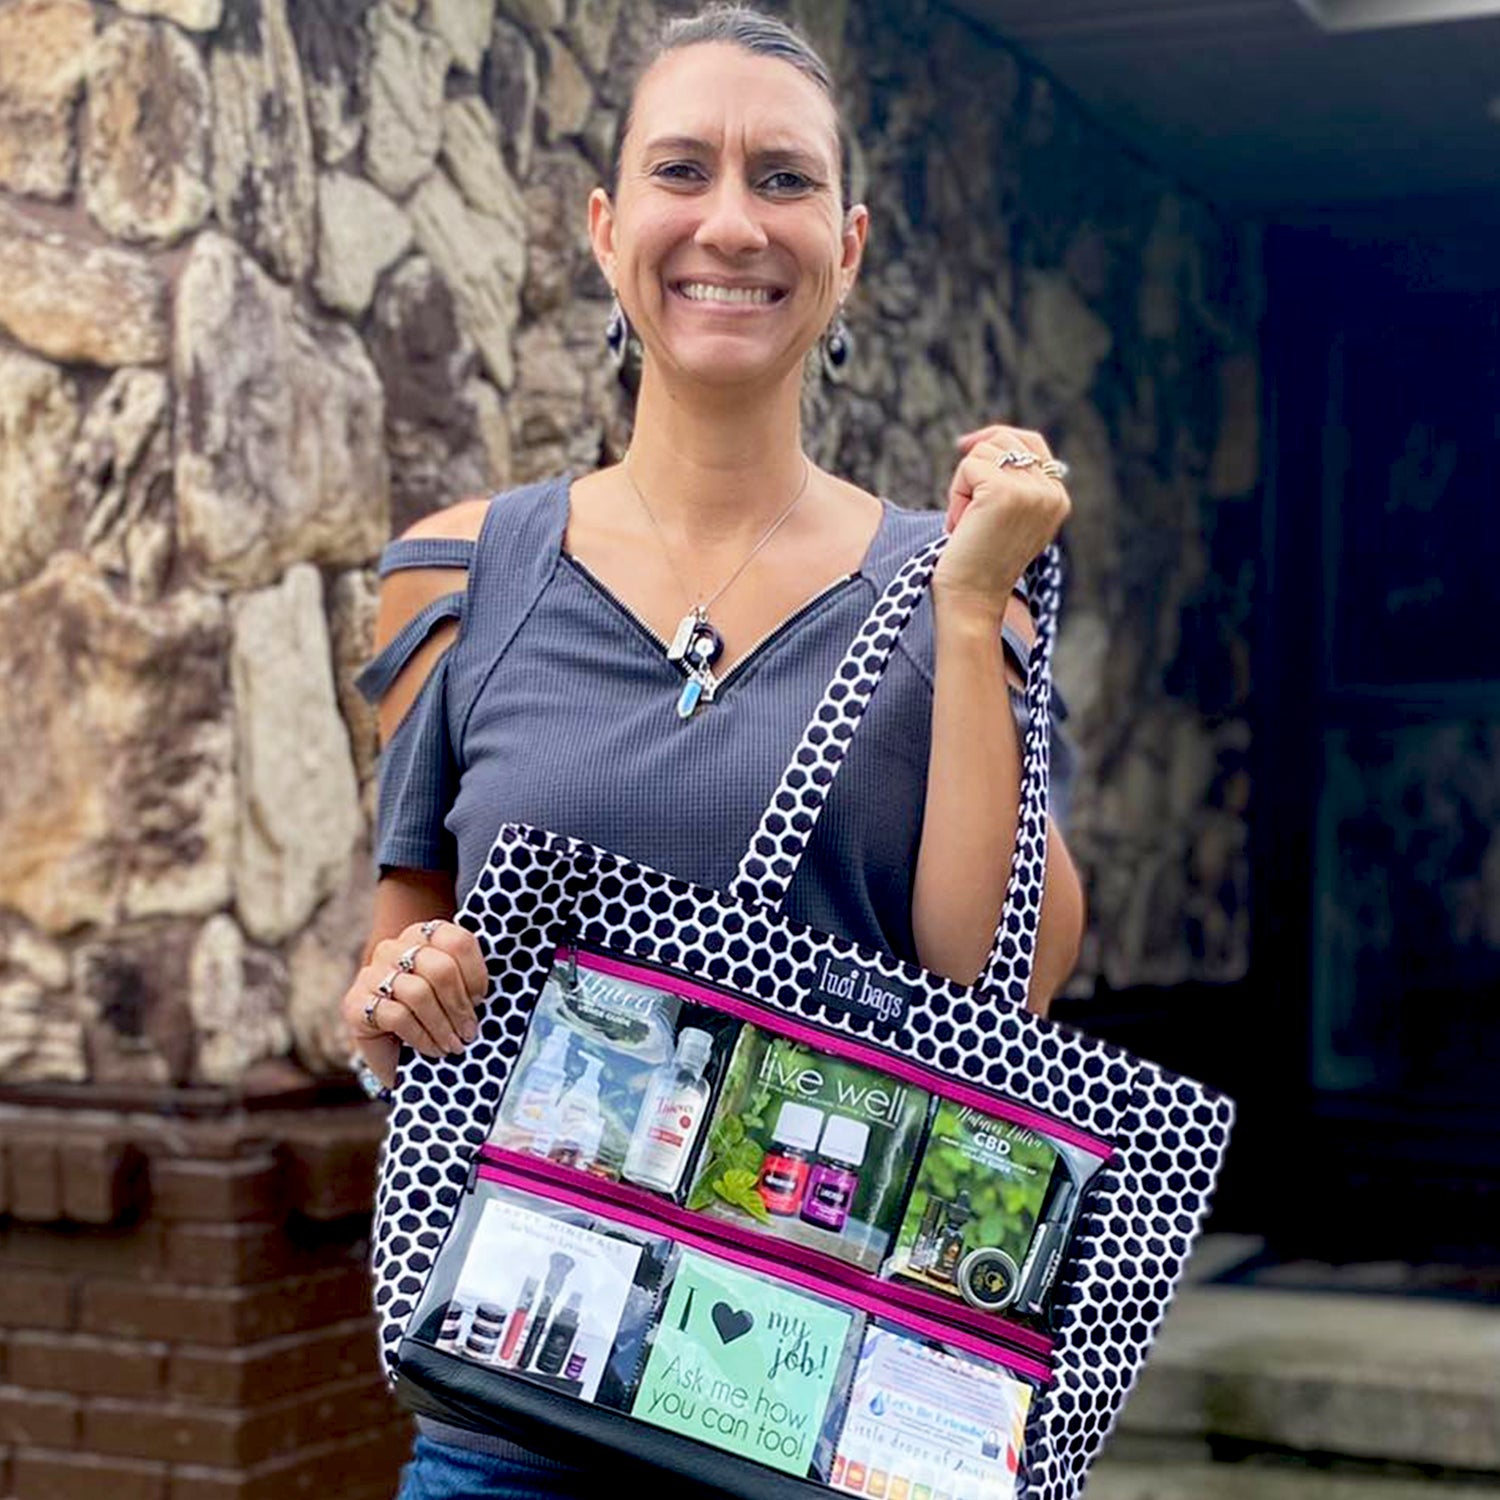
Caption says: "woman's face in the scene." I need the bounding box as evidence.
[591,42,867,393]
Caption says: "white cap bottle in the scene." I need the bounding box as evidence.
[622,1029,714,1195]
[548,1055,606,1172]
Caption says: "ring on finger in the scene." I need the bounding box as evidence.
[992,448,1039,471]
[396,943,423,974]
[1040,458,1069,481]
[362,992,384,1029]
[419,918,442,941]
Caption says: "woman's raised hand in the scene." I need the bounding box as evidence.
[341,918,490,1087]
[935,423,1071,620]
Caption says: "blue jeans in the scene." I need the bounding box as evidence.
[395,1436,592,1499]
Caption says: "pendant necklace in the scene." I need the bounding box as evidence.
[622,454,813,719]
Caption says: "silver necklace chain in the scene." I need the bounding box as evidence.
[621,453,813,620]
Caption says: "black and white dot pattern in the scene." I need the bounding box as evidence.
[370,538,1236,1500]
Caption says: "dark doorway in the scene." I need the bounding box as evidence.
[1056,216,1500,1263]
[1252,217,1500,1260]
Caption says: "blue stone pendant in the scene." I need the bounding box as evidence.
[677,676,704,719]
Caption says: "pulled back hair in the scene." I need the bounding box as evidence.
[609,4,853,207]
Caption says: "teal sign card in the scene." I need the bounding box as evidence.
[632,1251,854,1476]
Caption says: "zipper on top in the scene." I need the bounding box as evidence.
[562,943,1115,1162]
[563,557,860,693]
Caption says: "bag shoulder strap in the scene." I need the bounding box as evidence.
[729,535,1063,1001]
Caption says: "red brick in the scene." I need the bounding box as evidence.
[6,1142,61,1222]
[150,1156,283,1224]
[0,1386,80,1447]
[0,1220,168,1279]
[83,1398,241,1468]
[81,1265,372,1347]
[167,1420,411,1500]
[278,1124,382,1221]
[0,1268,73,1331]
[8,1331,165,1398]
[163,1222,358,1288]
[59,1139,146,1225]
[167,1318,381,1406]
[14,1447,167,1500]
[85,1373,396,1468]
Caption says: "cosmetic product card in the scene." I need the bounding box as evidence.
[633,1251,855,1476]
[450,1197,644,1402]
[686,1028,930,1269]
[831,1327,1031,1500]
[887,1102,1062,1314]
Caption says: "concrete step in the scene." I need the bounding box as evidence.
[1086,1458,1500,1500]
[1113,1249,1500,1474]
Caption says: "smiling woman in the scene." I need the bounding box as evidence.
[342,5,1085,1496]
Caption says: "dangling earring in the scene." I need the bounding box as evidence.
[821,306,852,383]
[605,294,631,371]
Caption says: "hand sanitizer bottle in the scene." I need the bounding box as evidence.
[547,1055,605,1173]
[510,1027,571,1156]
[623,1029,714,1194]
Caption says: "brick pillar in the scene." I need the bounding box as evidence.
[0,1100,412,1500]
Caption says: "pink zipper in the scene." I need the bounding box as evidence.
[480,1146,1053,1360]
[477,1158,1054,1386]
[563,945,1114,1161]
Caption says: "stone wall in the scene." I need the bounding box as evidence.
[0,0,1262,1088]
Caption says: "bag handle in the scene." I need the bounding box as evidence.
[729,535,1062,999]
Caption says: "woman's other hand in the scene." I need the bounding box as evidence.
[341,914,490,1088]
[936,423,1071,619]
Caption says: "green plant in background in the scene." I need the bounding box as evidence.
[686,1031,774,1221]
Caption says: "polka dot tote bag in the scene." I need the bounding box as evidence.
[372,534,1236,1500]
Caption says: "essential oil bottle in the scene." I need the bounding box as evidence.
[623,1028,714,1194]
[756,1100,824,1216]
[909,1198,945,1272]
[933,1190,973,1284]
[800,1114,870,1233]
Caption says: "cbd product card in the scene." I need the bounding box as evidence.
[832,1327,1031,1500]
[686,1028,930,1269]
[888,1101,1060,1311]
[633,1251,854,1477]
[450,1196,643,1403]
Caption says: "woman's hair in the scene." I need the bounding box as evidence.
[609,4,852,207]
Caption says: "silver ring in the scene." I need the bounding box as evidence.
[376,969,399,999]
[1040,459,1069,481]
[396,943,423,973]
[419,918,442,941]
[362,993,383,1029]
[993,449,1039,471]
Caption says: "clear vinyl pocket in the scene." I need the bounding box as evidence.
[401,1163,1051,1498]
[481,947,1115,1339]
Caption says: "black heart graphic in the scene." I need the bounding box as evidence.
[710,1301,754,1344]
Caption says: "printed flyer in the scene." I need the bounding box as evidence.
[687,1028,930,1269]
[633,1251,855,1477]
[831,1327,1031,1500]
[444,1196,645,1403]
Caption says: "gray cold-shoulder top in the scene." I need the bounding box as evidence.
[355,475,1073,968]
